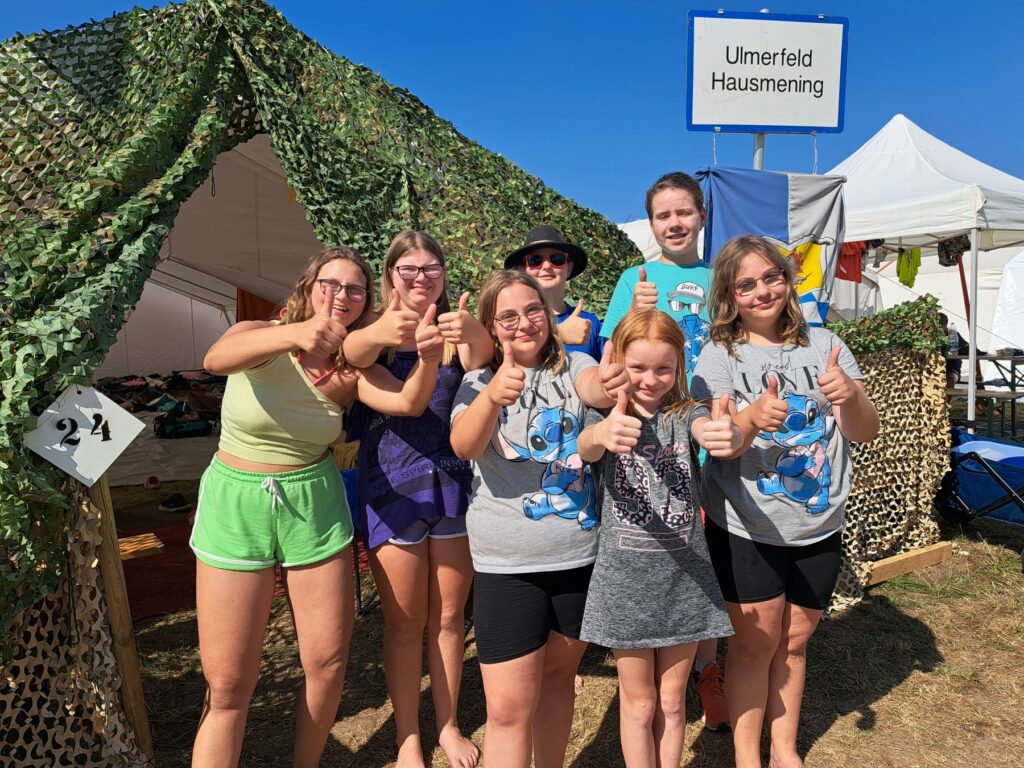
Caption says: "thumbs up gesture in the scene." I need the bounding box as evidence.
[376,289,420,346]
[597,391,643,453]
[294,282,348,356]
[701,394,744,457]
[631,266,658,309]
[557,299,591,346]
[598,341,631,399]
[749,375,789,433]
[487,341,526,406]
[415,303,444,363]
[817,346,855,405]
[438,291,486,346]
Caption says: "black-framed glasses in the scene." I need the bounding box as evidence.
[525,252,569,269]
[734,269,786,297]
[393,264,445,280]
[317,279,367,301]
[494,305,547,331]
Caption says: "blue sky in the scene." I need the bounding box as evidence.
[3,1,1023,222]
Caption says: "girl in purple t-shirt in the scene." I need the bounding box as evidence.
[343,230,492,768]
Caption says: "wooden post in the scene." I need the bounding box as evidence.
[89,473,154,760]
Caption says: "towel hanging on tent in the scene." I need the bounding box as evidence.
[897,247,921,287]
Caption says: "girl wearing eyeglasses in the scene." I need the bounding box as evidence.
[342,231,493,768]
[449,270,630,768]
[192,247,444,768]
[690,235,879,768]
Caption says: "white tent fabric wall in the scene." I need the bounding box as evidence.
[617,218,704,262]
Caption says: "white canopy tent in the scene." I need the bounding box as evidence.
[95,134,325,379]
[828,114,1024,419]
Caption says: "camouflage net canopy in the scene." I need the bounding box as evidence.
[0,0,640,636]
[830,296,949,609]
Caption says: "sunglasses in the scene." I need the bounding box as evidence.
[734,269,786,297]
[317,279,367,301]
[525,252,570,269]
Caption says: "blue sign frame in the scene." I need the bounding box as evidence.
[686,10,849,134]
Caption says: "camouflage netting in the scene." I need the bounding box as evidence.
[0,0,950,761]
[830,296,950,610]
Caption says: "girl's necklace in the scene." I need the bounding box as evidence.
[295,352,339,387]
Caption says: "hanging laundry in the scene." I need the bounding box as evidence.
[937,233,970,267]
[837,241,867,283]
[896,247,922,287]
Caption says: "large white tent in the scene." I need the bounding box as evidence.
[828,114,1024,418]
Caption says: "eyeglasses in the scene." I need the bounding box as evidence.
[317,279,367,301]
[525,252,569,269]
[494,305,547,331]
[734,270,786,297]
[393,264,445,281]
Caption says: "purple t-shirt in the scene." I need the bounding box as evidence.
[346,351,473,549]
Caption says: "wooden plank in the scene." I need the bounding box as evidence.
[118,532,164,561]
[89,474,154,760]
[867,542,953,586]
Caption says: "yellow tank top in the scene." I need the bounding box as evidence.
[218,352,344,465]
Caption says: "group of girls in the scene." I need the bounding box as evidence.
[191,219,878,768]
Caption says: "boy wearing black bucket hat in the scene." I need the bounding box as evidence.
[505,225,603,360]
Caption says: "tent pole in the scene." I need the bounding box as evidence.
[753,133,765,170]
[967,228,979,428]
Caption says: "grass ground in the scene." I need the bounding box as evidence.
[133,516,1024,767]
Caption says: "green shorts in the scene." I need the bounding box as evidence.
[189,455,353,571]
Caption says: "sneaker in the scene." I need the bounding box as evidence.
[694,662,730,732]
[158,493,192,514]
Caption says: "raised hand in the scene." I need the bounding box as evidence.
[415,303,444,363]
[701,393,744,457]
[599,391,642,453]
[557,299,591,346]
[376,288,420,346]
[817,346,856,405]
[294,282,348,356]
[749,375,789,433]
[598,341,630,399]
[487,341,526,406]
[438,291,486,345]
[631,266,658,309]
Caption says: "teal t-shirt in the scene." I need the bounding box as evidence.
[601,261,712,378]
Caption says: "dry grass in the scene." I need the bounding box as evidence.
[135,518,1024,767]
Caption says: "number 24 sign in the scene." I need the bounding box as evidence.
[25,385,145,487]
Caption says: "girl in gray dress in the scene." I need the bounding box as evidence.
[578,307,739,768]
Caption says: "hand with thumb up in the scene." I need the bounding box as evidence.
[598,341,631,399]
[700,394,744,457]
[557,299,591,346]
[438,291,486,346]
[817,346,855,405]
[415,303,444,363]
[631,266,658,309]
[377,289,420,347]
[749,375,789,433]
[294,281,348,356]
[487,341,526,406]
[598,391,643,453]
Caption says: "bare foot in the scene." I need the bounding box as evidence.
[769,749,805,768]
[574,674,585,696]
[396,734,427,768]
[438,724,480,768]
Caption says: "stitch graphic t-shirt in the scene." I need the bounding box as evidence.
[579,405,733,649]
[451,352,599,574]
[691,327,863,546]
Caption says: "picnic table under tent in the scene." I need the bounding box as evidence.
[828,113,1024,423]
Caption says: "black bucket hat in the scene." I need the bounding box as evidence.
[504,225,588,279]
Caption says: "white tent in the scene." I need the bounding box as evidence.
[95,134,324,379]
[828,114,1024,418]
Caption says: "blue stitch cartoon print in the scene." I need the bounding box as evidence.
[756,393,836,514]
[502,405,598,530]
[667,281,710,373]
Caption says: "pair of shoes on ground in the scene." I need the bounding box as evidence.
[694,662,730,732]
[158,493,192,514]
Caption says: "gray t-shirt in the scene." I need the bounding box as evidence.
[580,405,734,649]
[451,351,600,573]
[691,327,863,546]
